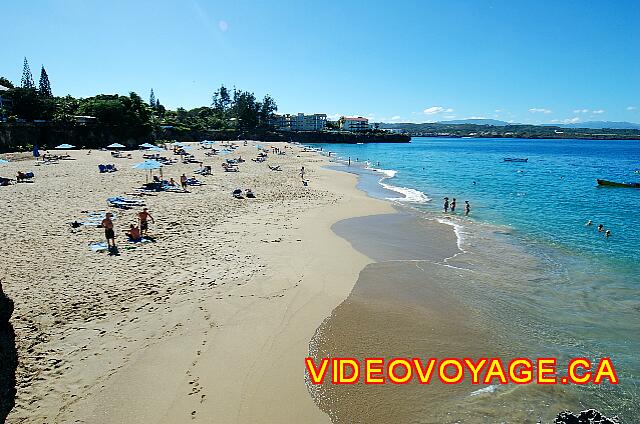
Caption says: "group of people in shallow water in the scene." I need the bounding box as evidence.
[101,207,155,251]
[443,197,471,216]
[585,220,612,238]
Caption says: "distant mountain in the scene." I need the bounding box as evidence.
[438,119,511,126]
[545,121,640,130]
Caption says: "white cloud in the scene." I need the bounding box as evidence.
[390,116,402,121]
[443,115,456,119]
[551,117,580,124]
[423,106,454,115]
[529,108,552,114]
[573,109,589,114]
[591,109,605,114]
[494,109,502,113]
[627,106,637,111]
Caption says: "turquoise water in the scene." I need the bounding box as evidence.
[308,137,640,420]
[312,138,640,262]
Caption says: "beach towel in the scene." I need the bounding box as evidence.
[89,242,109,252]
[76,211,116,227]
[107,196,146,208]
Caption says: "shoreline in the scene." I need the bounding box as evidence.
[305,146,638,422]
[1,142,395,423]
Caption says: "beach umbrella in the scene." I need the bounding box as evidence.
[55,143,75,149]
[133,160,162,170]
[133,159,162,183]
[173,142,186,147]
[148,146,163,152]
[200,140,215,145]
[33,144,40,158]
[0,159,8,165]
[139,142,156,149]
[107,142,126,149]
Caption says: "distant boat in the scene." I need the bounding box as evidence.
[597,179,640,188]
[503,158,528,162]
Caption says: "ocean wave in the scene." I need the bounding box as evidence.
[365,166,431,204]
[469,384,498,397]
[436,217,467,253]
[381,182,431,203]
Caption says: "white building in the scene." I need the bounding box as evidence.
[270,113,327,131]
[339,116,369,132]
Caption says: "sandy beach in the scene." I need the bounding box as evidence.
[0,142,394,423]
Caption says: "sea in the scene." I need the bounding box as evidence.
[306,137,640,423]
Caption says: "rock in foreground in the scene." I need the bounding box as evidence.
[555,409,620,424]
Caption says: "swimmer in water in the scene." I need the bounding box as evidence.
[597,224,604,232]
[585,220,592,226]
[605,230,611,238]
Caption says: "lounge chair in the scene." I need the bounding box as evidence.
[194,165,212,176]
[141,182,164,192]
[0,177,12,186]
[107,196,146,209]
[186,178,204,186]
[268,165,282,171]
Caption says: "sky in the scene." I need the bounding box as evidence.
[1,0,639,124]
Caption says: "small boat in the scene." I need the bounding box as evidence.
[503,158,528,162]
[597,179,640,188]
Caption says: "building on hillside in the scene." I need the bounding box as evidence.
[270,113,327,131]
[339,116,369,132]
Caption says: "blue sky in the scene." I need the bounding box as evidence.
[2,0,639,124]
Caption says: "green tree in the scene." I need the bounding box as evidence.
[21,57,35,89]
[212,84,232,116]
[259,94,278,127]
[53,95,80,124]
[0,77,14,89]
[39,66,52,97]
[149,88,156,108]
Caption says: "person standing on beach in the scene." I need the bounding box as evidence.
[180,174,188,190]
[464,201,471,216]
[138,208,155,236]
[101,213,116,248]
[450,198,457,213]
[443,197,449,213]
[300,166,305,181]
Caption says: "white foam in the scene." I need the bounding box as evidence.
[469,385,498,397]
[436,217,467,253]
[369,167,397,178]
[381,182,431,203]
[365,166,430,204]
